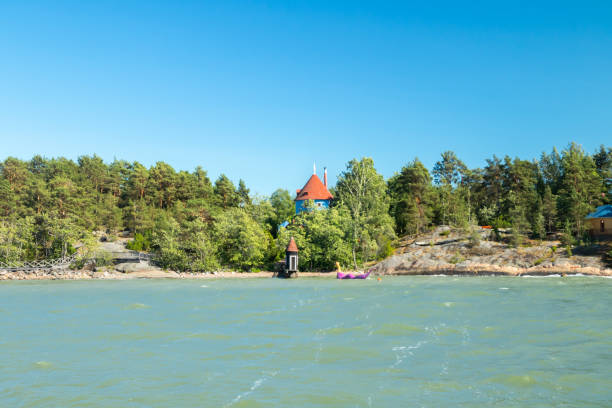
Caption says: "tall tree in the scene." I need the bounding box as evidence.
[214,208,268,270]
[214,175,238,209]
[237,179,251,207]
[336,158,395,268]
[128,162,149,201]
[147,162,177,208]
[557,143,603,237]
[270,188,294,232]
[388,158,432,235]
[432,151,467,225]
[593,145,612,202]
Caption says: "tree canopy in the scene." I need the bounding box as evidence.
[0,143,609,271]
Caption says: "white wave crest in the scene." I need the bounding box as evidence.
[224,371,278,407]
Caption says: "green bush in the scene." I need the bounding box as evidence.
[126,232,152,252]
[449,251,465,264]
[377,239,394,260]
[510,228,523,248]
[70,256,88,270]
[155,246,189,271]
[492,215,511,229]
[94,251,114,267]
[560,220,574,247]
[468,229,481,248]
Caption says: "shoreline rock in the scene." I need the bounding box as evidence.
[0,266,610,281]
[373,227,612,277]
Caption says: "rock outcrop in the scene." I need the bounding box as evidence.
[373,227,612,276]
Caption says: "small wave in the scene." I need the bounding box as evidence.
[224,372,277,407]
[200,284,208,288]
[390,341,427,368]
[321,326,363,335]
[373,323,423,336]
[522,274,561,278]
[124,303,151,310]
[499,287,509,290]
[443,301,454,307]
[33,361,54,370]
[487,373,538,387]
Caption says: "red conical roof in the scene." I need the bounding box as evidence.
[287,237,298,252]
[295,174,333,201]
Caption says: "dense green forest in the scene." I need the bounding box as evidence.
[0,143,610,271]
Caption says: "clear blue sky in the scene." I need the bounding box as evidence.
[1,1,611,195]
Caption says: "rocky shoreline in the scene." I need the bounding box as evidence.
[0,269,341,280]
[372,263,612,277]
[2,227,611,280]
[1,266,610,281]
[372,227,612,277]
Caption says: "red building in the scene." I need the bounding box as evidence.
[295,166,333,214]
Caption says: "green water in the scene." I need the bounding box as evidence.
[1,277,610,407]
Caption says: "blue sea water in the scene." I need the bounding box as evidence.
[0,276,611,407]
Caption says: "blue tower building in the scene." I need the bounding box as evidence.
[295,166,333,215]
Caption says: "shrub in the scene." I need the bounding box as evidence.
[467,246,495,256]
[449,251,465,264]
[126,232,152,252]
[468,229,481,248]
[377,240,394,260]
[560,220,574,247]
[492,215,511,229]
[94,251,114,268]
[565,246,572,257]
[70,256,88,270]
[155,246,189,271]
[510,228,523,248]
[492,227,502,242]
[439,230,450,237]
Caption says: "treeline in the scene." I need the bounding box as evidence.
[0,143,610,271]
[388,144,611,241]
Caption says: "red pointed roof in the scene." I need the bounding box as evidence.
[295,174,333,201]
[287,237,298,252]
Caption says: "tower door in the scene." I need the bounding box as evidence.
[290,255,297,271]
[601,220,605,233]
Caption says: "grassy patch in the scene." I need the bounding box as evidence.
[449,251,465,264]
[467,246,496,256]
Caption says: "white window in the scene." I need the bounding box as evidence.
[290,255,297,270]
